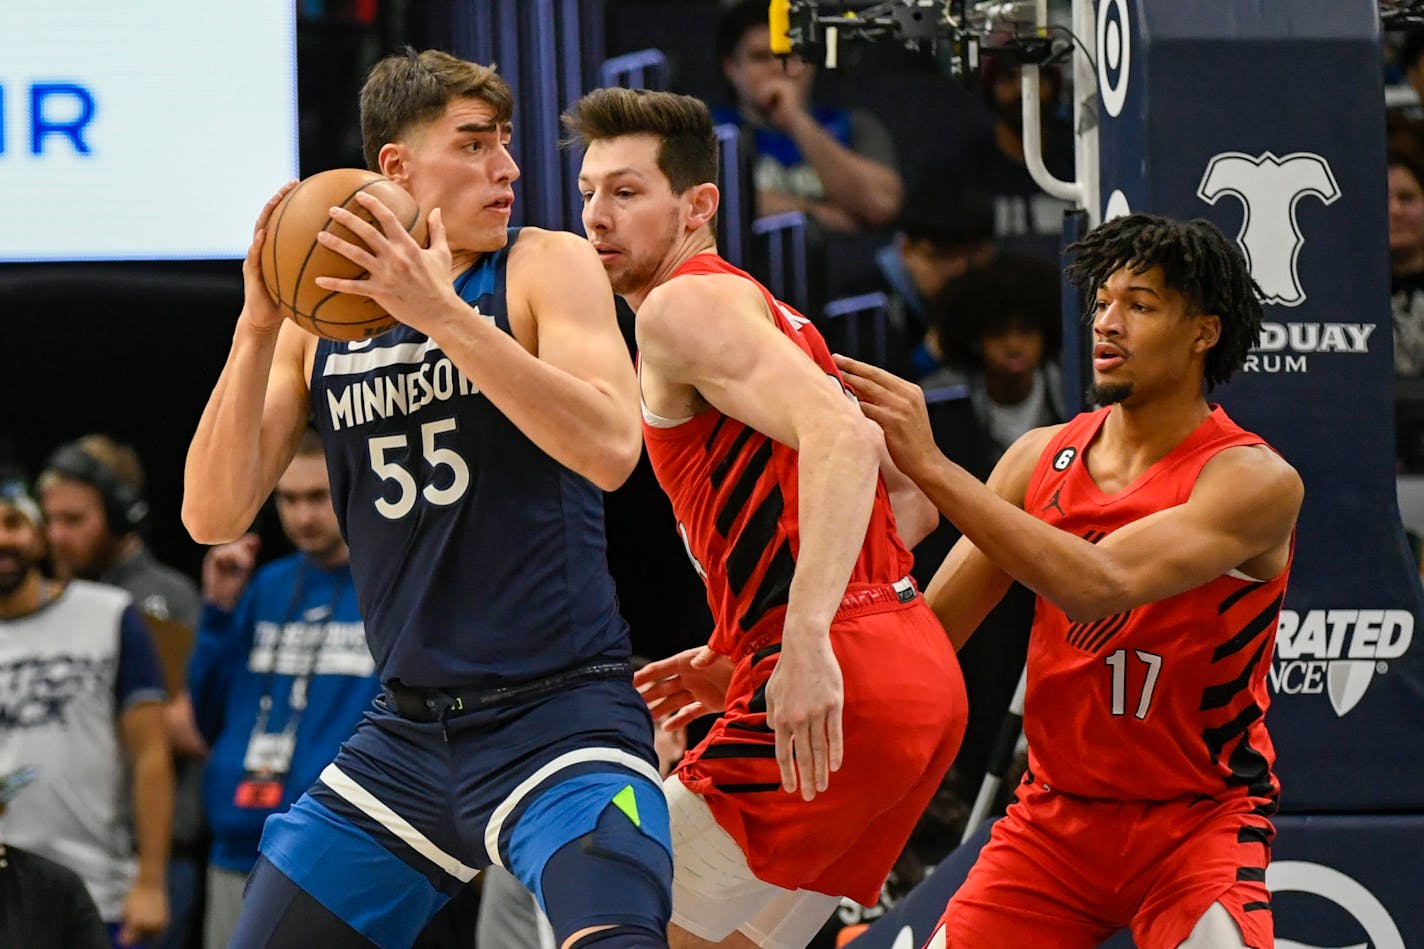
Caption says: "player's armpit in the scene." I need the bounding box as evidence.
[926,537,1015,650]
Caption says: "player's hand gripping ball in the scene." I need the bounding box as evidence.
[260,168,429,341]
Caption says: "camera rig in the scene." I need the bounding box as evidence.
[1382,0,1424,30]
[772,0,1072,79]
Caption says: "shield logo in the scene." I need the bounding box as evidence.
[1326,660,1374,717]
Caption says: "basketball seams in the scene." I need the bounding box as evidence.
[263,170,425,340]
[293,177,383,324]
[263,174,321,311]
[301,178,422,337]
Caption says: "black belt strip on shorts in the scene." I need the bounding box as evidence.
[382,660,632,724]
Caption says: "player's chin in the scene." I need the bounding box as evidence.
[451,216,510,250]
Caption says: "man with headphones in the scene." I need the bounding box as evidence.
[38,435,200,630]
[39,435,206,949]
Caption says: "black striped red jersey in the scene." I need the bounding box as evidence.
[1022,406,1290,803]
[642,253,914,659]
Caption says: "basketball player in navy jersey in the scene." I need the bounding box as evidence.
[185,50,671,949]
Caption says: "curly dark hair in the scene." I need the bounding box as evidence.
[936,254,1062,370]
[1065,213,1263,391]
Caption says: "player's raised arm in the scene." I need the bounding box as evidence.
[505,228,642,488]
[184,182,312,544]
[318,194,640,491]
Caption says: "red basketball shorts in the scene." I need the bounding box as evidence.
[675,588,967,907]
[931,780,1275,948]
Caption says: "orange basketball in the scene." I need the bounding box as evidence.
[260,168,429,342]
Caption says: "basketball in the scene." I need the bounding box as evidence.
[260,168,429,341]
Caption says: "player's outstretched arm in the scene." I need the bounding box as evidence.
[317,198,640,490]
[185,183,312,544]
[838,355,1303,622]
[921,432,1045,649]
[639,274,882,800]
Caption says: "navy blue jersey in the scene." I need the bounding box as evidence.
[309,229,630,686]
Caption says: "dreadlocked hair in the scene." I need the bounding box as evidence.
[1065,213,1263,391]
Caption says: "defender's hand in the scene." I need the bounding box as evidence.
[635,646,732,733]
[117,880,168,946]
[834,354,941,483]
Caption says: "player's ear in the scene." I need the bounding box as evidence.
[378,143,407,184]
[1193,313,1222,353]
[686,182,720,232]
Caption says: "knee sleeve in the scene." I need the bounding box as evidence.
[538,798,673,945]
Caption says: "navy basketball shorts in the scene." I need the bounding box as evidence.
[255,676,673,948]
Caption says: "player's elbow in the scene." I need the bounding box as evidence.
[823,412,884,478]
[181,497,250,547]
[1059,572,1133,624]
[586,431,643,493]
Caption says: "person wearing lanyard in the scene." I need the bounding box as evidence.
[188,431,378,949]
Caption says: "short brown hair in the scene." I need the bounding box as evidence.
[38,434,144,497]
[360,48,514,171]
[562,87,718,194]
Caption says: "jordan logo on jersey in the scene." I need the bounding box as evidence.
[1197,151,1340,307]
[1041,486,1066,518]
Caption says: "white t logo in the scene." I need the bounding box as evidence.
[1197,151,1341,307]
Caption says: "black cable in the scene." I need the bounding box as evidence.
[1046,23,1097,76]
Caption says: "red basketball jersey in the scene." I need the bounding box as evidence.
[1022,405,1290,803]
[642,253,914,658]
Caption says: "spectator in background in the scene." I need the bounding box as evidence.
[922,254,1065,471]
[37,435,207,949]
[0,797,110,949]
[953,55,1074,264]
[714,0,903,233]
[39,436,200,626]
[1389,140,1424,471]
[1392,31,1424,125]
[833,182,996,380]
[1390,140,1424,377]
[39,435,200,628]
[187,431,376,949]
[907,256,1063,841]
[0,474,173,948]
